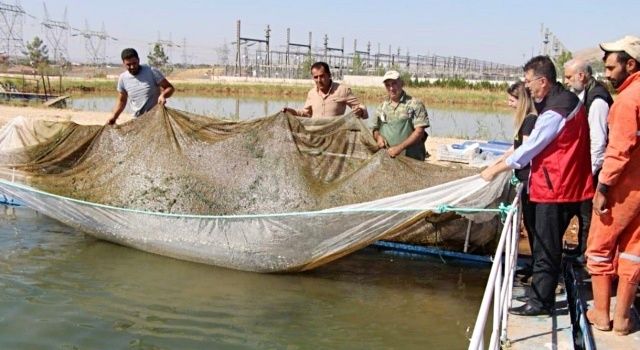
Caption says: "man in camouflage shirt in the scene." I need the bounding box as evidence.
[372,70,430,160]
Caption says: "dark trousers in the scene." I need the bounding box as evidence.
[574,172,598,258]
[520,185,537,261]
[576,200,592,257]
[528,202,582,309]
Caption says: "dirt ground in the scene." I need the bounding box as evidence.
[0,104,132,126]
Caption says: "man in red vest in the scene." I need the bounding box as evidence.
[586,35,640,336]
[482,55,594,315]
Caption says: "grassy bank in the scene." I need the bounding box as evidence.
[0,76,509,110]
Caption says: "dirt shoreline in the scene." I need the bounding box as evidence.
[0,105,132,126]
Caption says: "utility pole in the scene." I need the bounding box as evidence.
[182,37,187,66]
[234,20,270,77]
[285,28,312,78]
[42,3,70,63]
[154,32,179,64]
[0,1,28,63]
[71,21,117,66]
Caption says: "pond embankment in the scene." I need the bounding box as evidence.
[0,72,510,111]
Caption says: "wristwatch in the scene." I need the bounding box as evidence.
[597,183,609,194]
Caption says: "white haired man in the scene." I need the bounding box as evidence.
[563,58,613,263]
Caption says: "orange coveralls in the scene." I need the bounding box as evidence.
[586,71,640,283]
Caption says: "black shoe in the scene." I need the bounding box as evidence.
[519,274,532,285]
[513,294,528,303]
[509,303,551,316]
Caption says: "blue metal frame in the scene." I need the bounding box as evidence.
[0,193,21,206]
[372,240,493,266]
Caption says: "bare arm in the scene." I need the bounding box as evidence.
[351,104,368,119]
[481,137,527,180]
[387,126,425,157]
[373,130,386,149]
[344,87,367,119]
[108,91,128,125]
[157,78,174,105]
[480,159,511,181]
[283,92,312,117]
[282,107,300,116]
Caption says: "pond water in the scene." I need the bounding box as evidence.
[69,95,514,141]
[0,206,490,349]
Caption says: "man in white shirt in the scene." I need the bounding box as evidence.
[108,48,175,125]
[564,59,613,174]
[563,58,613,262]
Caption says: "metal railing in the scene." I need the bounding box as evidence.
[468,184,522,350]
[563,259,596,350]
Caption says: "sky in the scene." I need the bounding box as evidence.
[10,0,640,66]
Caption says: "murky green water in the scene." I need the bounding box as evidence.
[70,95,513,140]
[0,206,489,349]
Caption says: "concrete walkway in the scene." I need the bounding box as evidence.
[507,286,573,349]
[506,277,640,349]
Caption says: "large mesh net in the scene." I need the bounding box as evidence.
[0,107,509,272]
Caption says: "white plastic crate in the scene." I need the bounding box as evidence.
[436,143,480,164]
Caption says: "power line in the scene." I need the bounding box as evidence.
[71,20,117,66]
[41,2,69,63]
[0,0,30,62]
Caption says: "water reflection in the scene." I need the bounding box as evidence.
[70,95,513,140]
[0,207,488,349]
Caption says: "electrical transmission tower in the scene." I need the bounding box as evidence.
[42,2,70,63]
[72,21,117,66]
[0,1,28,62]
[152,32,180,64]
[234,20,271,76]
[540,24,568,59]
[182,37,187,66]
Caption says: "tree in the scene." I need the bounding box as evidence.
[58,56,72,74]
[23,36,49,74]
[351,53,364,75]
[554,51,573,79]
[297,54,314,79]
[590,60,605,78]
[147,43,173,75]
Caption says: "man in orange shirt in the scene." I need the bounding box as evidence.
[282,61,367,118]
[586,35,640,336]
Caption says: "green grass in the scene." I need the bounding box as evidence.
[0,76,510,111]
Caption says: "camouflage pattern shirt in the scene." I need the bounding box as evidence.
[372,92,430,131]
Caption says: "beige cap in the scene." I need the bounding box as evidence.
[382,70,401,82]
[600,35,640,62]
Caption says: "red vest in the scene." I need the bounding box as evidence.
[529,85,594,203]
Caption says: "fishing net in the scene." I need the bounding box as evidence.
[0,107,510,272]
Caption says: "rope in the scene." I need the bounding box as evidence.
[436,203,513,222]
[0,178,504,219]
[510,173,520,186]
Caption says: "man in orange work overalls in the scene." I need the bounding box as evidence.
[586,35,640,336]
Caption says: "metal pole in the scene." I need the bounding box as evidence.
[236,20,241,76]
[286,28,290,66]
[468,191,520,349]
[323,34,328,61]
[340,37,344,76]
[367,41,371,73]
[265,24,271,77]
[463,219,472,253]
